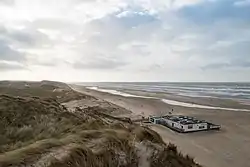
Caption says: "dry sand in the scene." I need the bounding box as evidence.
[72,85,250,167]
[62,96,131,116]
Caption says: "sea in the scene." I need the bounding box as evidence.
[76,82,250,111]
[79,82,250,100]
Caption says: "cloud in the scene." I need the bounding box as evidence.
[73,56,127,70]
[0,39,26,62]
[0,0,14,5]
[115,10,158,28]
[62,3,250,80]
[0,0,250,81]
[178,0,250,24]
[0,24,52,48]
[202,61,250,70]
[31,18,77,31]
[0,23,54,69]
[9,29,49,47]
[234,0,250,6]
[0,61,26,71]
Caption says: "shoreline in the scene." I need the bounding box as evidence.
[71,84,250,167]
[86,86,250,112]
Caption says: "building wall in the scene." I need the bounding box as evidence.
[149,117,162,124]
[165,120,184,129]
[164,119,208,132]
[183,123,208,132]
[150,117,209,132]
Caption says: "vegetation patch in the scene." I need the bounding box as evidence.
[0,81,202,167]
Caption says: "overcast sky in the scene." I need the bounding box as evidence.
[0,0,250,82]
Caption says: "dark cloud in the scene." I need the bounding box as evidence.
[0,26,7,34]
[10,32,36,46]
[9,28,51,47]
[202,61,250,70]
[0,61,25,71]
[0,39,26,62]
[209,40,249,59]
[191,40,250,70]
[0,24,52,48]
[0,24,53,68]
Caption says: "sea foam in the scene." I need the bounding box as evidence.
[87,87,250,112]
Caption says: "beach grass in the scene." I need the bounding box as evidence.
[0,81,202,167]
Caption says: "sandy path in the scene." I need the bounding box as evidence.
[72,85,250,167]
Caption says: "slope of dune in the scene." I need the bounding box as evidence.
[0,81,201,167]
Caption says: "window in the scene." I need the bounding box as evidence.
[172,123,174,127]
[199,126,205,129]
[188,125,193,129]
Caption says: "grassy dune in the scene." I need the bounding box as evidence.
[0,80,92,103]
[0,81,201,167]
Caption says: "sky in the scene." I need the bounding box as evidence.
[0,0,250,82]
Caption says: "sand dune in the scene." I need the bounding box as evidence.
[73,85,250,167]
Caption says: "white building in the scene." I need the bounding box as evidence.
[149,115,220,133]
[149,116,163,124]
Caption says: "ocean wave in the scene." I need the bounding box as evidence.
[161,99,250,112]
[86,87,154,99]
[82,82,250,99]
[109,85,250,99]
[87,87,250,112]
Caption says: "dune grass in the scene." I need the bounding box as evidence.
[0,81,202,167]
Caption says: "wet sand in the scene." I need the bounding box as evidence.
[121,89,250,110]
[72,85,250,167]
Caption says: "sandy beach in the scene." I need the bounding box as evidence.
[72,85,250,167]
